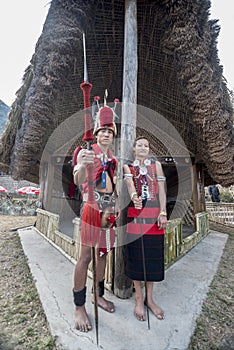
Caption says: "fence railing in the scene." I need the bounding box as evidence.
[0,196,37,216]
[35,209,209,284]
[206,202,234,226]
[165,212,209,267]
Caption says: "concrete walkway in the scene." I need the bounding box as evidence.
[18,227,228,350]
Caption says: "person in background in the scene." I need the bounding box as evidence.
[123,136,167,322]
[208,185,220,202]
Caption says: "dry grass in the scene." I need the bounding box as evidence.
[188,233,234,350]
[0,216,56,350]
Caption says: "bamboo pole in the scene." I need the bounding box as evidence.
[198,164,205,212]
[114,0,138,298]
[191,164,200,230]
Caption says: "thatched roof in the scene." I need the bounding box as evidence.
[0,0,233,186]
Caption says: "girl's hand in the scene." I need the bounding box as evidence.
[132,195,142,209]
[158,214,167,230]
[115,202,121,219]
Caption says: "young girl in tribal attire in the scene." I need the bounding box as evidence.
[123,137,167,322]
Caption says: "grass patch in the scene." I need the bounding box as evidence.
[0,216,56,350]
[188,234,234,350]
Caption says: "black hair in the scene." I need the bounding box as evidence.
[133,136,150,147]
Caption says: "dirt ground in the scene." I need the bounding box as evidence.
[0,215,233,350]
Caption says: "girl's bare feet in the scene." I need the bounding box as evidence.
[145,299,164,320]
[74,305,92,332]
[134,299,146,321]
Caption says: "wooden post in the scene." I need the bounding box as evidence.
[192,165,199,212]
[114,0,138,298]
[191,164,200,230]
[44,159,55,211]
[39,161,47,209]
[198,164,205,212]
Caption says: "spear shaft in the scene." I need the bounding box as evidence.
[138,210,150,330]
[140,232,150,329]
[80,32,99,346]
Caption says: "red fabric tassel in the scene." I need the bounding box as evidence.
[73,146,82,166]
[79,77,101,246]
[80,201,101,247]
[80,82,93,142]
[80,82,92,109]
[68,181,76,198]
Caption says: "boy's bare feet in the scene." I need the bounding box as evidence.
[74,305,92,332]
[93,296,115,313]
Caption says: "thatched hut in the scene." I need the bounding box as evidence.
[0,1,233,292]
[1,0,233,182]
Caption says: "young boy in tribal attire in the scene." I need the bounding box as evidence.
[123,136,167,322]
[72,106,119,332]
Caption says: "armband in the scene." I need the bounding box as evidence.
[157,175,166,181]
[130,192,138,201]
[73,164,81,176]
[124,173,133,180]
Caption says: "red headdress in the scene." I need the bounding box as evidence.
[93,95,119,136]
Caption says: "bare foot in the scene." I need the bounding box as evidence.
[134,300,146,321]
[74,305,92,332]
[93,296,115,313]
[146,300,164,320]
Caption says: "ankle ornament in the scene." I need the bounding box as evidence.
[91,280,105,297]
[99,280,105,297]
[73,286,86,306]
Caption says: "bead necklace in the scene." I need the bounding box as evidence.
[105,228,111,253]
[96,152,110,188]
[133,159,150,175]
[101,153,108,188]
[147,161,157,199]
[133,163,149,199]
[132,159,157,200]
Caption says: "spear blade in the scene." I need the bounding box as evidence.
[83,32,88,83]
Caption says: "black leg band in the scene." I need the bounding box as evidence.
[91,280,105,296]
[73,286,86,306]
[99,280,105,297]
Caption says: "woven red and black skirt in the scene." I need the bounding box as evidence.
[125,199,165,282]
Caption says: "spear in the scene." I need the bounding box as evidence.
[140,232,150,329]
[137,204,150,330]
[80,32,100,346]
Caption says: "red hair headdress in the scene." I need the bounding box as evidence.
[93,93,119,136]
